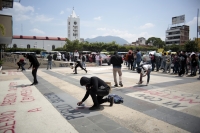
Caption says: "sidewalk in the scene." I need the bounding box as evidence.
[0,67,200,133]
[0,70,78,133]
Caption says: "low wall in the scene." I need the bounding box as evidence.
[2,54,96,69]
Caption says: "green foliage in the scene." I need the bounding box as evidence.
[0,60,3,66]
[65,40,82,52]
[146,37,165,48]
[184,40,198,52]
[0,24,5,36]
[54,47,66,51]
[164,44,180,52]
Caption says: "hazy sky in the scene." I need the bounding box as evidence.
[1,0,200,43]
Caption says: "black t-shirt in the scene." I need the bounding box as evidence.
[179,54,187,65]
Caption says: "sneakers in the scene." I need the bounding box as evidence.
[114,84,118,87]
[146,82,149,86]
[108,97,114,106]
[30,82,38,86]
[136,81,143,84]
[89,105,100,110]
[119,82,123,87]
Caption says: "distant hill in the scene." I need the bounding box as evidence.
[85,36,129,45]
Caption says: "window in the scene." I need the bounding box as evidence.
[27,44,30,49]
[68,22,70,25]
[13,44,17,48]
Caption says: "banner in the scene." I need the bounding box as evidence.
[172,15,185,24]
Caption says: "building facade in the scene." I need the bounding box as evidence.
[165,25,189,45]
[11,35,66,52]
[67,9,80,41]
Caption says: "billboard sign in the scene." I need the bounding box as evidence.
[172,15,185,24]
[0,14,12,44]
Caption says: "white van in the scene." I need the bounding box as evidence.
[56,52,62,61]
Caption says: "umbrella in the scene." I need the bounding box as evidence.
[155,53,162,57]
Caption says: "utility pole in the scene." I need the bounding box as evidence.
[197,9,199,46]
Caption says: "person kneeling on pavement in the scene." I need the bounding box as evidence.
[137,57,152,85]
[77,76,114,110]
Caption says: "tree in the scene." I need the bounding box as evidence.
[0,24,5,36]
[65,39,81,52]
[146,37,165,48]
[184,40,198,52]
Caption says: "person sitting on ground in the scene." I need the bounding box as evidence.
[137,57,152,85]
[77,76,114,110]
[17,58,26,71]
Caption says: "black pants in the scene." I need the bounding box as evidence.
[179,64,185,76]
[32,67,38,83]
[75,63,86,73]
[90,88,110,106]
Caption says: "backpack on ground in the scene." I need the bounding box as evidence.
[108,94,124,104]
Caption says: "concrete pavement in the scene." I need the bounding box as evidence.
[0,65,200,133]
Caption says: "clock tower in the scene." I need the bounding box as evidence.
[67,8,80,41]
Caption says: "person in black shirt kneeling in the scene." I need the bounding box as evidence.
[77,76,114,110]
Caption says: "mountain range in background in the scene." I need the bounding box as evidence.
[85,36,129,45]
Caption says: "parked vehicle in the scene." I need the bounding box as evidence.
[100,53,110,65]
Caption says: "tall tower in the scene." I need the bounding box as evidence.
[67,8,80,41]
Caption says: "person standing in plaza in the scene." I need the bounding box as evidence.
[164,53,171,73]
[110,51,123,87]
[81,54,86,69]
[179,51,187,76]
[190,53,198,76]
[47,53,52,70]
[77,76,114,110]
[26,54,40,85]
[74,50,79,62]
[136,49,142,68]
[95,53,100,66]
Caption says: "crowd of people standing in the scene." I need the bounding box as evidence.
[123,50,200,78]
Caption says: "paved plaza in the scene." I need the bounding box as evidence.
[0,65,200,133]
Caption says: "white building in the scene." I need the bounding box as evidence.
[11,35,66,52]
[138,37,146,45]
[67,8,80,41]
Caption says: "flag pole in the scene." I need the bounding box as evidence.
[197,9,199,44]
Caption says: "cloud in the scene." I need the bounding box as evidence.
[34,15,54,22]
[30,28,45,34]
[187,17,200,25]
[139,23,155,29]
[1,2,34,21]
[97,28,106,31]
[66,8,71,12]
[94,16,102,20]
[1,2,53,22]
[60,11,64,15]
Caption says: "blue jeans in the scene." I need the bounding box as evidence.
[47,61,52,69]
[136,61,141,68]
[147,70,151,83]
[21,63,26,70]
[82,61,86,68]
